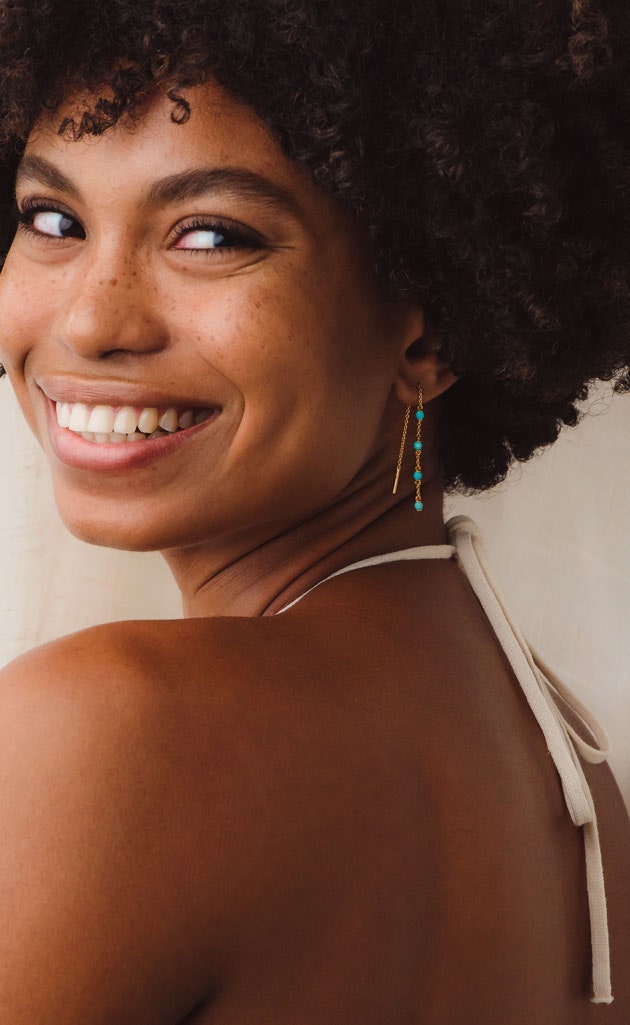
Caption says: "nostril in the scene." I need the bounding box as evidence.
[100,349,133,360]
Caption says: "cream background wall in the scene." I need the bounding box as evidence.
[444,385,630,813]
[1,380,628,810]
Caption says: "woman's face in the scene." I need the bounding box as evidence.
[0,80,414,551]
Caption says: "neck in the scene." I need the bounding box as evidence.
[161,458,448,618]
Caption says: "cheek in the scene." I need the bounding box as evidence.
[175,265,383,431]
[182,270,392,503]
[158,265,389,525]
[0,249,65,357]
[0,257,56,428]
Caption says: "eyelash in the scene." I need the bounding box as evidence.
[170,216,264,254]
[15,200,265,254]
[16,199,82,243]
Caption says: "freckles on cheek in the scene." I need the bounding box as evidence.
[183,283,290,374]
[0,278,40,362]
[1,260,64,335]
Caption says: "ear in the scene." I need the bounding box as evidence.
[392,303,459,406]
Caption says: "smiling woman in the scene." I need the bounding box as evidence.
[0,1,629,1024]
[4,83,415,557]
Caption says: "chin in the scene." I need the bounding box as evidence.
[53,490,180,551]
[60,512,167,552]
[53,492,248,553]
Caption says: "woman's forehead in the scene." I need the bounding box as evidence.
[21,80,324,212]
[27,81,275,161]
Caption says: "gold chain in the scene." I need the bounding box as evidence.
[414,383,423,510]
[392,403,411,494]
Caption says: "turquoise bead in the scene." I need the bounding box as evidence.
[413,441,423,451]
[413,471,423,481]
[414,501,424,511]
[415,410,425,420]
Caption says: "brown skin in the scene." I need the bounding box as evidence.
[0,80,627,1024]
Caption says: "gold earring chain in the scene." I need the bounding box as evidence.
[392,403,411,494]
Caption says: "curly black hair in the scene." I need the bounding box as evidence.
[0,0,628,492]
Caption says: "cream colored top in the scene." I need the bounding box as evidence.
[279,514,613,1005]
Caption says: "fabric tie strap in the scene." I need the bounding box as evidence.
[447,514,613,1005]
[277,514,613,1004]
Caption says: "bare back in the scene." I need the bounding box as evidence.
[117,555,630,1025]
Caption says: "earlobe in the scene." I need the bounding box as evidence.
[393,324,459,406]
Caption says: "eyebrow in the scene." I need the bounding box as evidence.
[15,155,302,218]
[147,167,302,217]
[16,155,79,198]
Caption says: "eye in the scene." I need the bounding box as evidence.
[171,217,264,254]
[17,202,85,240]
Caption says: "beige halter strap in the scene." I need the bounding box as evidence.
[278,514,613,1004]
[277,542,456,613]
[447,515,612,1005]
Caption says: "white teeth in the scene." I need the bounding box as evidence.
[137,407,158,434]
[113,406,138,434]
[158,408,179,433]
[57,402,71,428]
[87,405,115,433]
[56,400,214,440]
[68,403,90,432]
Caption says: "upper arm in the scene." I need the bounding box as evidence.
[0,628,212,1024]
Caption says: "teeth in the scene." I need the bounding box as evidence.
[57,402,71,428]
[178,410,195,429]
[87,405,115,433]
[113,406,138,434]
[158,408,179,433]
[137,407,158,434]
[68,403,90,432]
[56,401,214,440]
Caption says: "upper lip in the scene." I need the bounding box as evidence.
[37,374,220,410]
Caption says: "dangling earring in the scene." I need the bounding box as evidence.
[392,382,424,511]
[0,364,6,378]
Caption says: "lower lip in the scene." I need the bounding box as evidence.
[46,399,222,472]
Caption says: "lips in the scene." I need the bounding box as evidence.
[45,396,222,472]
[34,372,227,468]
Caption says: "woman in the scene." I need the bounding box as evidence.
[0,0,628,1022]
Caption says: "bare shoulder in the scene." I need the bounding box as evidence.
[0,614,360,1024]
[0,620,202,807]
[0,621,247,1025]
[0,613,273,726]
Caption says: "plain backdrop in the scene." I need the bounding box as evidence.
[1,379,628,811]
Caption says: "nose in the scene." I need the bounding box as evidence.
[56,248,168,362]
